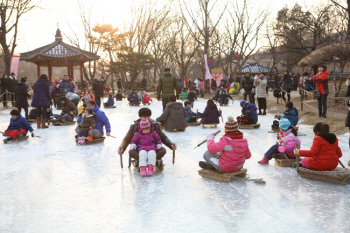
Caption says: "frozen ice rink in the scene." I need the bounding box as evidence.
[0,98,349,233]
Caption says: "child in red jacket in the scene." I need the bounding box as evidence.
[199,116,251,173]
[294,122,342,171]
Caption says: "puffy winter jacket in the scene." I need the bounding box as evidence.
[241,77,254,92]
[31,77,51,108]
[65,92,79,101]
[0,77,10,91]
[7,114,33,133]
[255,77,267,98]
[180,92,188,100]
[15,82,30,108]
[59,79,73,93]
[142,94,152,104]
[131,130,162,151]
[311,71,329,95]
[156,102,187,130]
[242,104,258,124]
[61,101,78,117]
[299,134,342,171]
[197,107,221,124]
[207,133,251,173]
[157,72,180,99]
[283,108,299,126]
[92,105,111,135]
[184,106,196,122]
[104,97,114,106]
[281,74,292,93]
[79,114,96,130]
[280,129,301,158]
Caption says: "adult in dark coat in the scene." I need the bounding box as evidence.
[118,107,176,161]
[59,75,74,93]
[117,78,122,92]
[211,78,217,93]
[0,74,10,107]
[281,70,292,102]
[141,77,147,89]
[93,79,103,107]
[15,78,31,120]
[9,72,18,107]
[31,74,52,129]
[156,95,187,131]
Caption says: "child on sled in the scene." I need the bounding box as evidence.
[274,101,299,127]
[184,101,197,122]
[199,116,251,173]
[129,119,162,176]
[294,122,342,171]
[76,108,96,145]
[104,94,114,107]
[258,118,301,164]
[115,91,124,101]
[197,99,221,124]
[3,110,35,143]
[142,93,152,105]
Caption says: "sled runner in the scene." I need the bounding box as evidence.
[273,153,301,167]
[198,168,247,182]
[202,123,218,128]
[76,137,105,145]
[239,124,260,129]
[269,126,299,133]
[129,158,164,173]
[166,128,186,132]
[14,136,29,142]
[187,121,201,126]
[52,121,76,126]
[104,106,116,108]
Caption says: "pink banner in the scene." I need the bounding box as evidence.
[10,57,20,76]
[204,54,211,80]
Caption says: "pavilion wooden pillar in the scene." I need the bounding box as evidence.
[80,62,84,84]
[71,63,74,81]
[48,62,52,83]
[67,63,70,79]
[37,63,41,79]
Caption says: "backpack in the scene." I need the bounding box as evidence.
[273,88,281,98]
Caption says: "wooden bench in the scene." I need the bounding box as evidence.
[198,168,247,182]
[53,121,76,126]
[104,106,116,108]
[202,123,218,128]
[239,124,260,129]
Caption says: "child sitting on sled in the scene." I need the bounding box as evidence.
[184,101,197,122]
[104,94,115,107]
[274,102,299,126]
[142,93,152,105]
[76,108,96,145]
[199,116,251,172]
[258,118,301,164]
[197,99,221,124]
[129,119,162,176]
[115,91,124,101]
[294,122,342,171]
[3,110,35,143]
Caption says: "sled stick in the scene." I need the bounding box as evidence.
[119,147,123,168]
[339,160,345,168]
[219,108,224,122]
[196,109,198,124]
[173,144,176,165]
[109,135,117,139]
[194,130,221,149]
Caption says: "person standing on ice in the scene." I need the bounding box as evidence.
[157,68,180,111]
[129,119,162,176]
[198,116,251,172]
[118,107,176,161]
[31,74,51,129]
[75,100,111,139]
[258,118,300,165]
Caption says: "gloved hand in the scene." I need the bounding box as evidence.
[157,144,163,149]
[129,144,137,150]
[31,131,36,137]
[278,146,286,153]
[294,149,300,155]
[207,133,215,141]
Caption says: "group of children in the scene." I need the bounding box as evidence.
[126,89,153,106]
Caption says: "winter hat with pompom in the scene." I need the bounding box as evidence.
[279,117,291,131]
[225,116,239,133]
[139,119,151,132]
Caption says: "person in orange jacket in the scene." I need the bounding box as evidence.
[294,122,342,171]
[310,65,329,118]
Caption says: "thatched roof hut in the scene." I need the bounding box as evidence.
[298,43,350,67]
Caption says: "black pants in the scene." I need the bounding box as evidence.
[95,95,101,107]
[10,93,15,106]
[1,90,8,107]
[18,107,29,120]
[37,107,47,119]
[257,98,267,111]
[317,94,328,116]
[282,92,290,102]
[244,91,255,104]
[78,129,89,137]
[162,98,169,111]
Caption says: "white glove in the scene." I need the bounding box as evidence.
[207,133,215,141]
[157,144,163,149]
[129,144,137,150]
[31,131,36,137]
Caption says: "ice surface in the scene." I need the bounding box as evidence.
[0,99,349,233]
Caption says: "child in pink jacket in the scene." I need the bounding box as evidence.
[199,116,251,173]
[258,117,301,164]
[129,119,162,176]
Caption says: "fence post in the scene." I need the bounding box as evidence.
[301,89,304,111]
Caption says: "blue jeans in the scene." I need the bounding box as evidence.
[264,144,279,160]
[317,94,328,116]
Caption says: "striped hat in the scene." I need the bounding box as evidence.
[225,116,239,133]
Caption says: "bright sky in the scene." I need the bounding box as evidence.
[15,0,327,54]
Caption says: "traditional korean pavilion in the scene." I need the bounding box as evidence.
[20,29,100,83]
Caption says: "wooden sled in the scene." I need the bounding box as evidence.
[28,119,36,123]
[130,159,164,173]
[202,123,218,128]
[268,126,299,133]
[76,137,105,145]
[14,136,29,142]
[273,153,301,167]
[187,121,201,126]
[166,128,186,132]
[104,105,116,108]
[52,121,76,126]
[239,124,260,129]
[198,168,247,182]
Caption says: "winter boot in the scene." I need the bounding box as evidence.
[3,136,12,144]
[80,137,86,145]
[257,109,262,115]
[258,156,269,165]
[41,118,49,128]
[140,166,147,177]
[199,161,215,170]
[36,117,41,129]
[262,109,266,115]
[147,164,154,176]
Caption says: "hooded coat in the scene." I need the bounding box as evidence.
[157,71,180,99]
[184,106,196,122]
[156,102,187,130]
[281,74,292,93]
[197,106,221,124]
[131,129,162,151]
[311,71,329,95]
[31,77,51,108]
[242,104,258,124]
[15,82,30,108]
[142,93,152,104]
[61,101,78,117]
[92,105,111,135]
[105,97,114,106]
[59,79,73,93]
[280,129,301,158]
[255,77,267,98]
[79,114,96,130]
[299,134,342,171]
[283,108,299,126]
[7,114,34,133]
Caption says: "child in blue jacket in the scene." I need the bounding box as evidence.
[3,110,35,143]
[104,94,115,106]
[275,102,299,126]
[184,101,197,122]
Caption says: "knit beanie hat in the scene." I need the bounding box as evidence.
[279,117,291,130]
[225,116,239,133]
[139,119,151,131]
